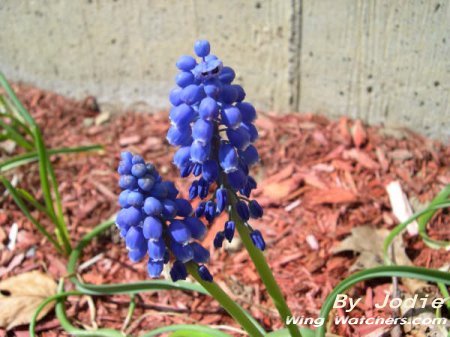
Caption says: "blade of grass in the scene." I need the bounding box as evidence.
[142,325,234,337]
[417,184,450,249]
[437,282,450,310]
[0,145,102,172]
[0,118,34,150]
[0,72,35,126]
[16,188,58,223]
[0,95,33,136]
[30,284,124,337]
[267,328,316,337]
[0,73,70,252]
[383,201,450,265]
[47,158,70,250]
[34,127,72,254]
[0,73,87,255]
[0,176,64,254]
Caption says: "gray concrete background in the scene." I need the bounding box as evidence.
[0,1,449,139]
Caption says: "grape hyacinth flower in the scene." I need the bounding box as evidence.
[167,40,265,251]
[116,151,212,282]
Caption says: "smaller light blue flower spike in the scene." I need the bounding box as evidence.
[116,151,211,282]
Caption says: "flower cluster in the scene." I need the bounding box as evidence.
[116,151,213,282]
[167,40,265,251]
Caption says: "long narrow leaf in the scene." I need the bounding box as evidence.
[383,201,450,264]
[0,176,64,254]
[16,188,57,223]
[316,266,450,337]
[0,118,33,150]
[0,145,102,172]
[29,290,83,337]
[47,158,70,251]
[0,73,72,254]
[33,127,72,254]
[417,185,450,249]
[0,72,35,126]
[142,325,234,337]
[0,95,33,136]
[55,294,124,337]
[267,328,315,337]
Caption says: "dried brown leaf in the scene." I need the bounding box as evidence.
[332,226,410,271]
[331,226,428,292]
[0,271,57,330]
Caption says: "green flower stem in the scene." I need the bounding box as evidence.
[229,194,301,337]
[186,262,265,337]
[317,266,450,337]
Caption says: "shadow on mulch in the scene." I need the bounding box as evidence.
[0,84,449,337]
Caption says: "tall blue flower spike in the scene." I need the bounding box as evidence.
[116,151,212,282]
[167,40,265,252]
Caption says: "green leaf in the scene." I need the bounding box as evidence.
[383,200,450,264]
[0,118,34,150]
[0,145,102,172]
[141,324,234,337]
[16,188,57,223]
[0,176,64,254]
[0,95,33,136]
[267,328,316,337]
[0,73,82,255]
[0,72,35,127]
[75,278,209,296]
[32,126,72,254]
[417,184,450,249]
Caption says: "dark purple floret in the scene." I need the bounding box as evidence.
[198,265,213,282]
[251,230,266,251]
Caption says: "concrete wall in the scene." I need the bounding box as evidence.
[0,1,449,139]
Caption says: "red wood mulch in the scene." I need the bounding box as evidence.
[0,84,449,337]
